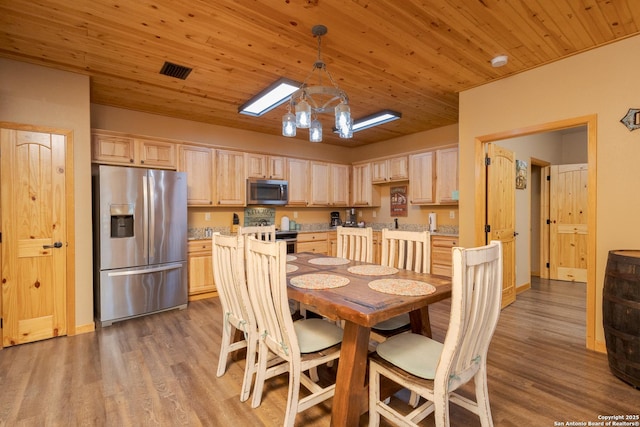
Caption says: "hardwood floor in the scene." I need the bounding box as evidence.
[0,278,638,426]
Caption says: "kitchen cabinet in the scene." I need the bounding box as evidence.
[178,145,215,206]
[409,151,435,204]
[309,161,331,206]
[216,149,246,206]
[92,131,176,169]
[431,235,457,278]
[187,240,216,300]
[372,231,382,264]
[351,163,380,207]
[287,158,309,206]
[308,162,350,207]
[372,156,409,183]
[297,232,329,255]
[436,147,459,204]
[330,163,350,207]
[245,153,286,180]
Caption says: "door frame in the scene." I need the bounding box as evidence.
[474,114,597,350]
[0,122,76,349]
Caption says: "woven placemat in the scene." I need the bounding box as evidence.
[286,264,299,273]
[308,257,351,266]
[347,265,399,276]
[286,255,297,262]
[290,273,350,290]
[368,279,436,296]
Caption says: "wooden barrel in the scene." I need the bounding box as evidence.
[602,250,640,389]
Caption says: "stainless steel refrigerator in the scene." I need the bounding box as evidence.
[93,165,188,326]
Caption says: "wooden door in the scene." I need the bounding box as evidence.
[179,145,214,206]
[309,161,330,206]
[408,151,434,204]
[486,143,516,307]
[540,166,551,279]
[1,128,67,346]
[216,150,245,206]
[286,158,308,206]
[550,164,588,282]
[329,163,349,206]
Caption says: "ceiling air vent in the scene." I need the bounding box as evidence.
[159,61,192,80]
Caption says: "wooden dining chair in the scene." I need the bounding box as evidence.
[373,228,432,336]
[245,237,344,427]
[237,225,276,242]
[368,241,503,427]
[211,233,258,402]
[336,226,373,262]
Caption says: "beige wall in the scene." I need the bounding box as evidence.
[458,34,640,350]
[0,58,94,329]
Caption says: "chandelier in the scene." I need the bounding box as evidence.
[281,25,351,143]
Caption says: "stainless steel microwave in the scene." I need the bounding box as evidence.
[247,179,288,205]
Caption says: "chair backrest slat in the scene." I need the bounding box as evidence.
[336,226,373,262]
[380,229,431,273]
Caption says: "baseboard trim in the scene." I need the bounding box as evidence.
[516,282,531,294]
[75,323,96,335]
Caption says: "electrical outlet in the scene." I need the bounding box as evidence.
[449,211,455,219]
[205,212,211,221]
[359,211,363,217]
[372,211,377,218]
[293,211,298,219]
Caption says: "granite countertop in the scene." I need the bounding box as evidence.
[188,223,458,240]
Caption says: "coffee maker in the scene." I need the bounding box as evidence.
[330,211,342,227]
[344,208,357,227]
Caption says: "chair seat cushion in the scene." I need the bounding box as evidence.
[376,333,443,380]
[294,318,344,353]
[372,313,410,331]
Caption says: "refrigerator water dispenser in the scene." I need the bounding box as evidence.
[110,204,134,238]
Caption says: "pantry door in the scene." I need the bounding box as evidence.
[1,126,70,346]
[549,164,588,282]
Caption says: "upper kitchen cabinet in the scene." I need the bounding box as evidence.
[408,151,435,204]
[352,162,380,207]
[436,147,459,204]
[329,163,350,207]
[372,156,409,183]
[286,158,309,206]
[216,149,246,206]
[309,162,349,207]
[91,130,176,169]
[178,145,215,206]
[245,153,286,180]
[309,161,330,206]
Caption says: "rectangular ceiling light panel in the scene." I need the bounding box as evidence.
[352,110,402,132]
[239,77,301,116]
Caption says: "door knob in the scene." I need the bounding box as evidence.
[43,241,63,249]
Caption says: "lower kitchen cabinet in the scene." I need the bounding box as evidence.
[187,240,217,300]
[430,235,457,278]
[297,232,330,255]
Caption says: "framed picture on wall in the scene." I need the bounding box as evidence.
[390,185,408,217]
[516,159,527,189]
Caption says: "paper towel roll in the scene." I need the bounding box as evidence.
[281,216,289,231]
[428,213,437,232]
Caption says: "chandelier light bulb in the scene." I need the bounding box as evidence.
[295,98,311,128]
[282,112,296,137]
[309,118,323,142]
[335,102,351,130]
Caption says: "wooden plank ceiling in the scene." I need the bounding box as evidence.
[1,0,638,147]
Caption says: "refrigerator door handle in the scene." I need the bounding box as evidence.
[148,173,156,261]
[142,174,150,263]
[106,262,184,277]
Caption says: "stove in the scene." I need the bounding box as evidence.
[244,207,297,253]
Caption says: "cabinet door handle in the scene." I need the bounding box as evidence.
[43,241,63,249]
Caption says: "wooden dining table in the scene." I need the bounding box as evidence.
[286,252,452,427]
